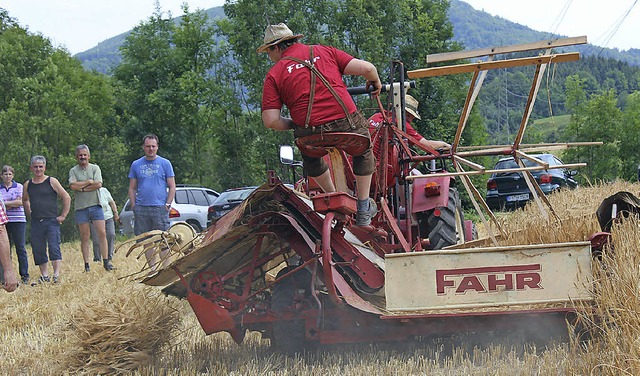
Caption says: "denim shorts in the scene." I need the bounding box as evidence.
[75,204,105,224]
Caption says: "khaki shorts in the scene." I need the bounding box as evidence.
[294,111,375,177]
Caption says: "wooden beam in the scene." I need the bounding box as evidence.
[405,163,587,180]
[425,36,587,64]
[457,142,603,151]
[408,52,579,78]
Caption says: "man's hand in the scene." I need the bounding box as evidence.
[366,79,382,97]
[56,215,66,225]
[428,140,451,152]
[3,269,17,292]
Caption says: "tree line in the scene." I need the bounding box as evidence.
[1,2,639,227]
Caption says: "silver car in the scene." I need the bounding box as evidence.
[120,185,220,235]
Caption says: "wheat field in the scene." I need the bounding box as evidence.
[1,180,640,375]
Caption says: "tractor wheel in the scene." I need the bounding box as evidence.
[270,266,311,354]
[425,187,464,250]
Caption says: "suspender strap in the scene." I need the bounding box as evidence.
[282,46,354,129]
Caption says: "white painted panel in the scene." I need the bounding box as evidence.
[385,242,592,311]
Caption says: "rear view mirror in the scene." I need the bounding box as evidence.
[280,145,294,165]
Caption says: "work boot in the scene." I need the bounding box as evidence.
[355,198,378,226]
[103,259,116,271]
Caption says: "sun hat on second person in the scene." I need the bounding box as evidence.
[257,23,304,53]
[405,95,422,120]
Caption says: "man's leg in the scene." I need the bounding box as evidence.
[150,206,171,270]
[136,206,162,272]
[352,136,377,226]
[78,222,92,264]
[311,169,336,194]
[0,224,17,291]
[105,218,116,261]
[90,221,101,261]
[47,220,63,280]
[31,219,50,279]
[92,219,109,261]
[7,222,29,282]
[355,174,372,201]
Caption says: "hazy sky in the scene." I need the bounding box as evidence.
[462,0,639,50]
[1,0,638,54]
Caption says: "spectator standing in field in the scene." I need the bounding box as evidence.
[0,198,18,292]
[259,23,381,226]
[128,134,176,271]
[69,145,114,272]
[23,155,71,284]
[90,187,119,263]
[1,165,30,284]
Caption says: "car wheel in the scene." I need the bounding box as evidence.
[186,220,202,233]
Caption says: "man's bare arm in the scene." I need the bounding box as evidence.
[262,109,295,130]
[51,177,71,221]
[128,178,137,210]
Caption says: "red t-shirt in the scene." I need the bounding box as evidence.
[262,43,357,127]
[368,112,424,141]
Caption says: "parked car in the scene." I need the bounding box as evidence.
[120,185,220,235]
[207,186,258,225]
[485,153,578,210]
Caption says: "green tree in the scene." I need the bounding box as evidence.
[113,5,247,190]
[618,91,640,181]
[563,90,622,183]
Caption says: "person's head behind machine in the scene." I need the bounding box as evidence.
[405,95,422,121]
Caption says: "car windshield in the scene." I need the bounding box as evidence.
[215,187,256,203]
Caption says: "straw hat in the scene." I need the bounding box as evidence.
[257,23,304,53]
[405,95,422,120]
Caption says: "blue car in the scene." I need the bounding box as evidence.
[485,154,578,210]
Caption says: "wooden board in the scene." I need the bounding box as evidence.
[408,53,580,78]
[385,242,592,311]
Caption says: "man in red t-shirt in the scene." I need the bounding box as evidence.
[260,23,382,226]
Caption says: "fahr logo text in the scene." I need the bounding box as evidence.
[436,264,542,295]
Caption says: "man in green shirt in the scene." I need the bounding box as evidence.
[69,145,115,272]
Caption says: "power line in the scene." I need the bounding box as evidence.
[595,0,638,52]
[542,0,572,41]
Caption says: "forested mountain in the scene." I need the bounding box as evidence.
[75,7,226,73]
[449,0,640,66]
[75,0,640,73]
